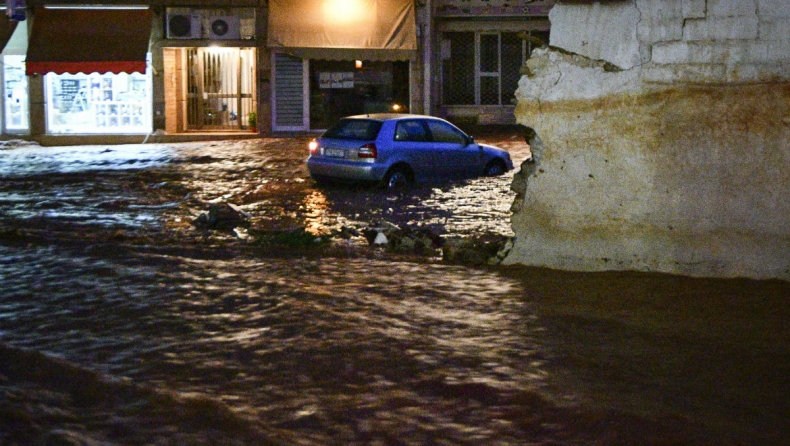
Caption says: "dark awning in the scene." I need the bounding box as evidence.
[25,7,153,76]
[0,18,19,53]
[267,0,417,61]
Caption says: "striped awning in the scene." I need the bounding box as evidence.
[25,7,152,76]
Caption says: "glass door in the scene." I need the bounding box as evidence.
[186,47,256,131]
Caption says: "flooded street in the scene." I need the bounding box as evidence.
[0,134,522,243]
[1,136,789,445]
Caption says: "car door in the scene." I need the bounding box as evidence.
[424,119,482,177]
[392,119,439,179]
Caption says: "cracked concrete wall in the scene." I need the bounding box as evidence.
[506,0,790,280]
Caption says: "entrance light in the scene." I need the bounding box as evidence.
[322,0,372,25]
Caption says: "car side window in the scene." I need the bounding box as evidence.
[324,119,382,140]
[426,120,467,144]
[394,120,429,142]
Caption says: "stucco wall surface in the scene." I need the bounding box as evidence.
[507,0,790,280]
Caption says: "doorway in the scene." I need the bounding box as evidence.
[309,60,409,130]
[271,53,409,132]
[164,47,256,133]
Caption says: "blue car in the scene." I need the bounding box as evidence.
[307,114,514,188]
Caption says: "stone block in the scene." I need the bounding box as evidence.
[549,2,641,69]
[638,18,684,44]
[642,63,727,84]
[682,0,706,19]
[759,17,790,40]
[726,63,788,82]
[757,0,790,18]
[707,0,757,18]
[651,41,691,64]
[767,40,790,62]
[654,40,772,65]
[683,16,759,41]
[638,0,684,22]
[635,2,684,45]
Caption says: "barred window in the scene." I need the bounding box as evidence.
[441,30,548,106]
[441,32,475,105]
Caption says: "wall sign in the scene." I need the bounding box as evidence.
[319,72,354,89]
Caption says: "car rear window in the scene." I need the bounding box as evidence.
[323,119,383,141]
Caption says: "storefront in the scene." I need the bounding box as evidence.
[267,0,417,131]
[24,7,154,136]
[160,7,258,134]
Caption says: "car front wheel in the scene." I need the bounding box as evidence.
[484,159,507,176]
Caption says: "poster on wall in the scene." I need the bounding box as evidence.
[319,72,354,89]
[56,79,86,112]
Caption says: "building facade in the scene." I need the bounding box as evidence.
[0,0,554,143]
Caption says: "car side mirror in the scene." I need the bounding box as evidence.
[466,135,475,146]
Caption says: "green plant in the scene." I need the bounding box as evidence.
[248,111,257,129]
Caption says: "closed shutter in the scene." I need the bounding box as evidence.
[273,53,307,131]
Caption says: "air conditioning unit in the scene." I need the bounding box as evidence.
[208,16,241,40]
[167,13,202,39]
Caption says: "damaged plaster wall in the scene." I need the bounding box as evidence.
[506,0,790,280]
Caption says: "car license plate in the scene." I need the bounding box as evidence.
[325,148,345,158]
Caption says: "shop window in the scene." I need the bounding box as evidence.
[45,69,152,134]
[309,60,409,130]
[442,30,549,106]
[3,55,29,132]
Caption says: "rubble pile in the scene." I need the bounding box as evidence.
[190,202,514,265]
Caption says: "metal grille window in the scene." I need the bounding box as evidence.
[442,30,548,106]
[441,32,475,105]
[186,47,256,131]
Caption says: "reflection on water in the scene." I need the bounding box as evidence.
[301,189,330,235]
[0,137,528,239]
[0,245,553,444]
[0,143,174,176]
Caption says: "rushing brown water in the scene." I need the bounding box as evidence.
[1,136,788,445]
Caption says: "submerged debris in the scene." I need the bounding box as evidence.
[192,202,250,230]
[0,139,39,150]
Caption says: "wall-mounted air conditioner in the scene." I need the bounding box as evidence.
[167,13,202,39]
[208,16,241,40]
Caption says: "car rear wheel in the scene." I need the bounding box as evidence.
[484,159,507,176]
[310,174,335,186]
[383,167,412,189]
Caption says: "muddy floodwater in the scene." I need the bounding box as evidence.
[1,136,789,445]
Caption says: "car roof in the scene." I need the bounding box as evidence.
[343,113,442,122]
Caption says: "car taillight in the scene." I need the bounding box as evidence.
[308,139,319,155]
[358,143,377,159]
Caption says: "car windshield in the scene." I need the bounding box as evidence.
[323,119,383,141]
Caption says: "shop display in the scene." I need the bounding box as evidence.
[3,55,29,132]
[46,71,152,134]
